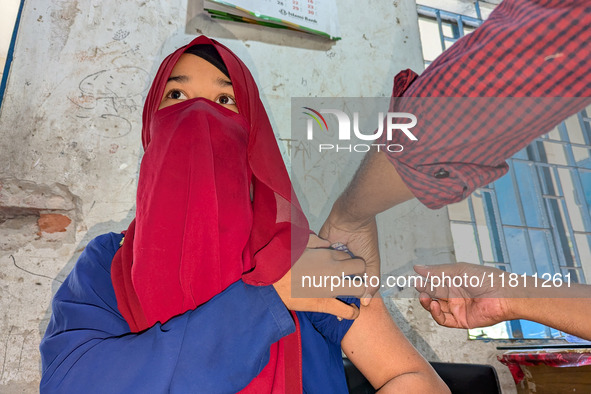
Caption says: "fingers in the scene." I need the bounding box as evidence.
[448,301,470,328]
[417,291,467,329]
[427,299,463,328]
[320,298,360,320]
[322,276,367,298]
[414,279,452,301]
[413,264,430,280]
[330,249,356,260]
[413,265,457,300]
[327,256,367,297]
[414,263,463,277]
[318,215,382,306]
[307,234,331,248]
[291,271,366,299]
[429,300,446,324]
[338,256,366,276]
[276,280,361,319]
[418,292,433,311]
[360,295,372,307]
[292,237,376,298]
[292,276,367,298]
[328,236,380,305]
[361,260,381,305]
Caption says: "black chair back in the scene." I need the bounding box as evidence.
[343,358,502,394]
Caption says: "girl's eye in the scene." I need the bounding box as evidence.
[167,90,187,100]
[216,95,236,105]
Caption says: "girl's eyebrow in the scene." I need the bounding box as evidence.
[216,77,232,87]
[166,76,231,87]
[167,75,189,83]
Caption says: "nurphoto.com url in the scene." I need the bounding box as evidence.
[301,272,573,292]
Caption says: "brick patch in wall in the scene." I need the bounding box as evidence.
[37,213,72,234]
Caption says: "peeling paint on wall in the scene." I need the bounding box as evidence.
[0,178,79,250]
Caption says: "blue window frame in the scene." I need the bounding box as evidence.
[417,2,484,67]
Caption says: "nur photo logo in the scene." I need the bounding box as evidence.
[303,107,418,153]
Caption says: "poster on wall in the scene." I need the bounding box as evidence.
[203,0,341,40]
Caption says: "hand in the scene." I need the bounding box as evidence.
[319,208,380,306]
[413,263,514,329]
[273,235,366,320]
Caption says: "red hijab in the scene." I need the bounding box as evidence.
[111,35,309,392]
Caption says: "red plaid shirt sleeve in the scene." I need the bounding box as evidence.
[386,0,591,209]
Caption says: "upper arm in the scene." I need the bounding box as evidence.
[341,296,447,392]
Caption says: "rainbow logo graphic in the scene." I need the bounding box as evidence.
[302,107,328,132]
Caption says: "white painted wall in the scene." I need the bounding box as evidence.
[0,0,514,392]
[0,0,21,81]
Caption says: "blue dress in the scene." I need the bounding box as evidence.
[40,233,358,393]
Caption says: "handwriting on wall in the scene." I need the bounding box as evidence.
[69,66,149,138]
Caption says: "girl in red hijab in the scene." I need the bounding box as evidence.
[41,35,448,394]
[110,34,360,392]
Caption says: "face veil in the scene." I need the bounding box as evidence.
[110,36,309,393]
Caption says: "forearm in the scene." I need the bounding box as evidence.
[377,372,449,394]
[330,150,414,226]
[508,282,591,341]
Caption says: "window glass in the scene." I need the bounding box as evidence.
[528,229,554,274]
[547,126,562,141]
[450,222,480,262]
[503,227,534,275]
[520,321,554,339]
[469,322,509,340]
[537,165,561,196]
[565,115,586,145]
[574,233,591,281]
[579,170,591,212]
[559,168,588,232]
[447,198,472,222]
[475,192,504,262]
[572,147,591,169]
[540,141,568,165]
[562,267,585,285]
[513,148,528,160]
[514,161,544,227]
[495,172,522,226]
